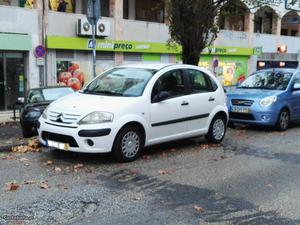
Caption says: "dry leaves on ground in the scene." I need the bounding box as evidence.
[54,167,62,173]
[43,160,53,166]
[39,182,49,189]
[158,168,176,175]
[193,205,205,213]
[1,154,14,160]
[11,138,41,153]
[5,182,20,191]
[73,163,84,172]
[23,180,35,185]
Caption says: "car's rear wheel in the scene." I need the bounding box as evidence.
[112,125,144,162]
[205,115,226,143]
[276,109,289,131]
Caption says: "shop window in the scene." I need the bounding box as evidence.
[123,0,129,19]
[124,52,142,62]
[49,0,75,13]
[96,51,114,60]
[81,0,110,17]
[0,0,34,8]
[135,0,164,23]
[56,50,74,59]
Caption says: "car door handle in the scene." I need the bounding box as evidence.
[208,97,215,102]
[181,101,189,106]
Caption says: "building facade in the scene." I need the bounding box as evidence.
[1,0,300,110]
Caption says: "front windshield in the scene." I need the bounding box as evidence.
[27,87,73,104]
[239,70,293,90]
[83,67,157,97]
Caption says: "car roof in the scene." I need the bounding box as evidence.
[256,68,298,73]
[28,86,73,91]
[118,63,175,70]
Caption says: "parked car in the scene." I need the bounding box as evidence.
[20,86,74,138]
[38,64,228,162]
[226,68,300,131]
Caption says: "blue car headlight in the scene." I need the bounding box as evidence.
[25,111,41,118]
[260,96,277,107]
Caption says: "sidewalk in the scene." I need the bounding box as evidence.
[0,111,25,151]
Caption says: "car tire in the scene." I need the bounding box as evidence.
[22,126,33,138]
[205,115,226,144]
[112,125,144,162]
[276,109,289,131]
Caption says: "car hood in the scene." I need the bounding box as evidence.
[48,92,139,116]
[226,87,284,100]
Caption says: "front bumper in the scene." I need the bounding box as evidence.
[228,106,279,126]
[38,119,115,153]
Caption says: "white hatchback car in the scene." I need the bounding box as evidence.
[38,64,228,162]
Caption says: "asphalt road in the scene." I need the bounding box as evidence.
[1,124,300,225]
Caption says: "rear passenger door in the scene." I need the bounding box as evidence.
[184,69,219,132]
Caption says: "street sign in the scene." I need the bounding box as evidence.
[36,57,45,66]
[34,45,46,58]
[86,0,100,25]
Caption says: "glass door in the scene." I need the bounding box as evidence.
[5,52,25,110]
[0,53,4,110]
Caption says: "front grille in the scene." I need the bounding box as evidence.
[231,99,254,107]
[48,111,81,124]
[229,112,255,121]
[41,131,79,147]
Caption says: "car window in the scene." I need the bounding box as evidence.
[292,72,300,84]
[186,69,210,93]
[151,69,185,102]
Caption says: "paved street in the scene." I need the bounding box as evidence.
[1,124,300,225]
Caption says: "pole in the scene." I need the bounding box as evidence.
[92,0,96,78]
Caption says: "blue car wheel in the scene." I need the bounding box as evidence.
[276,109,289,131]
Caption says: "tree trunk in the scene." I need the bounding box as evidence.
[182,46,201,66]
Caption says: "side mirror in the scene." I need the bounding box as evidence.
[16,97,25,105]
[292,83,300,91]
[153,91,170,103]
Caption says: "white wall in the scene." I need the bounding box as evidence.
[0,5,40,88]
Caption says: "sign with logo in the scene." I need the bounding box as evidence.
[253,46,263,55]
[87,39,96,48]
[36,57,45,66]
[34,45,46,58]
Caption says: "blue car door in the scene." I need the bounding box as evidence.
[289,72,300,120]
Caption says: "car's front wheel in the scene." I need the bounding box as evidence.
[276,109,289,131]
[205,115,226,143]
[112,125,144,162]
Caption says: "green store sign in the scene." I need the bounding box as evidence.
[47,36,256,56]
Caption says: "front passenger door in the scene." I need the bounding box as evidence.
[149,69,190,144]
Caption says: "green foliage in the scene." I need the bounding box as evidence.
[166,0,262,65]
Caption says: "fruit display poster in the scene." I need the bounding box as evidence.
[56,60,114,91]
[199,55,248,86]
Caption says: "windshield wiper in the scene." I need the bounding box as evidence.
[86,90,123,96]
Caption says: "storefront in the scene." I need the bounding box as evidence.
[198,46,254,86]
[46,36,179,90]
[0,33,31,110]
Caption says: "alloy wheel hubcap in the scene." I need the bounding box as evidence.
[212,119,225,140]
[121,131,140,158]
[280,111,289,129]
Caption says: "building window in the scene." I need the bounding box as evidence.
[135,0,164,23]
[81,0,110,17]
[291,30,298,36]
[0,0,34,8]
[281,29,288,36]
[123,0,129,19]
[49,0,75,13]
[124,53,142,62]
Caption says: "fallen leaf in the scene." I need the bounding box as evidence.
[220,155,227,160]
[11,138,41,153]
[39,182,49,189]
[24,163,30,167]
[54,167,62,173]
[193,205,204,212]
[267,183,273,188]
[158,168,176,175]
[142,155,151,160]
[5,182,19,191]
[74,163,84,170]
[19,157,29,162]
[23,180,35,185]
[44,160,53,166]
[56,184,68,189]
[133,196,141,201]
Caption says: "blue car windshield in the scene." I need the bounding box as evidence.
[239,71,293,90]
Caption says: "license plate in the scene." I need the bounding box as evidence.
[231,106,250,113]
[47,140,69,151]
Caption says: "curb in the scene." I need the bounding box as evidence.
[0,140,27,152]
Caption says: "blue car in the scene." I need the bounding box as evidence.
[226,68,300,131]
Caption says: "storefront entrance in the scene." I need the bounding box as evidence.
[0,52,25,110]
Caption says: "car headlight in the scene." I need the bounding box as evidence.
[42,106,50,120]
[78,111,114,125]
[260,96,277,107]
[26,111,41,118]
